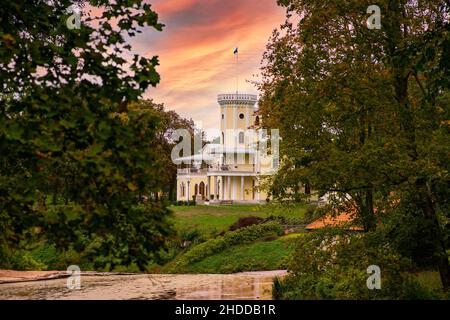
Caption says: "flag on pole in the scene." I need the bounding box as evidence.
[234,47,238,55]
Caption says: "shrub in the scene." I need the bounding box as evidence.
[1,249,48,271]
[41,203,174,271]
[229,216,264,231]
[273,228,438,300]
[401,277,440,300]
[168,221,283,272]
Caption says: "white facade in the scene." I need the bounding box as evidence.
[176,93,276,204]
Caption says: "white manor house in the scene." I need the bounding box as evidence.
[175,93,278,204]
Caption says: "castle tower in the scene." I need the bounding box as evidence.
[217,93,257,148]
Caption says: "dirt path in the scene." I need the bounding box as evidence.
[0,270,287,300]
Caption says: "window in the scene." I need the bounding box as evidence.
[181,183,185,197]
[305,184,311,195]
[239,113,244,119]
[222,114,224,120]
[239,132,245,144]
[255,116,260,126]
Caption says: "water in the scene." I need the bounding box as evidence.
[0,270,286,300]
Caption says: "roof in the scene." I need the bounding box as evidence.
[305,212,363,231]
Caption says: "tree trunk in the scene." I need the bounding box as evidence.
[416,179,450,290]
[359,189,376,232]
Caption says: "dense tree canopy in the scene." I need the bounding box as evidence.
[0,0,183,270]
[259,0,450,288]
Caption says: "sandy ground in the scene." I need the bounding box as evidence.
[0,270,68,283]
[0,270,287,300]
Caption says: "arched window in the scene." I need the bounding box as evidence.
[222,132,224,144]
[181,183,185,197]
[255,116,260,126]
[199,182,205,199]
[194,184,199,195]
[239,132,245,144]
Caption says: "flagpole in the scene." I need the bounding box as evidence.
[235,47,239,94]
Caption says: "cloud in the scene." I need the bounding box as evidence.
[133,0,285,132]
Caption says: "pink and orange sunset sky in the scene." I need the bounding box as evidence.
[132,0,286,132]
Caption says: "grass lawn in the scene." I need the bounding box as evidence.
[159,203,311,274]
[171,234,304,274]
[169,203,310,236]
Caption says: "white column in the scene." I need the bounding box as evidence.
[223,107,227,146]
[233,105,237,148]
[187,181,190,201]
[227,176,231,200]
[214,176,218,199]
[241,176,245,201]
[233,176,237,200]
[233,105,237,130]
[246,107,250,129]
[256,179,261,201]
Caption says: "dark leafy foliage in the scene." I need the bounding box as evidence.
[0,0,176,270]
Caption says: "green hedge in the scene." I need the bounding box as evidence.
[168,221,283,272]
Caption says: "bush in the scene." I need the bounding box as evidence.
[273,228,438,300]
[378,205,437,268]
[40,203,174,271]
[401,277,440,300]
[168,221,283,272]
[173,200,197,206]
[229,216,265,231]
[0,248,48,271]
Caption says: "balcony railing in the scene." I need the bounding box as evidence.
[178,164,257,175]
[217,93,257,106]
[177,168,207,175]
[208,164,255,173]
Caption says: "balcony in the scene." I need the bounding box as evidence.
[178,164,257,176]
[217,93,257,106]
[177,168,207,175]
[208,164,256,173]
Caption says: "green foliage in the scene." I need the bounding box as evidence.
[182,235,300,274]
[174,200,197,206]
[167,221,284,272]
[274,228,442,299]
[0,1,184,271]
[401,277,441,300]
[0,244,47,271]
[378,202,438,267]
[260,0,450,288]
[171,204,308,238]
[41,203,174,270]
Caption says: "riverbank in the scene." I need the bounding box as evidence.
[0,270,287,300]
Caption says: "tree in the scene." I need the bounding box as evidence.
[129,99,195,201]
[259,0,450,289]
[0,0,173,270]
